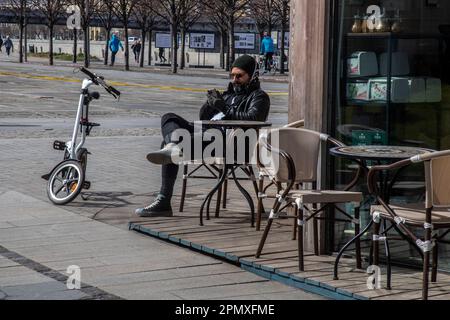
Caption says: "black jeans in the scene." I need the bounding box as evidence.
[264,52,274,70]
[158,113,195,200]
[110,51,117,66]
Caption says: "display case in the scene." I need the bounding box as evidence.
[341,32,445,147]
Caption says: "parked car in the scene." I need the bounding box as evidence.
[128,37,139,42]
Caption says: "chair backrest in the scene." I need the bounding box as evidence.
[263,128,323,183]
[425,154,450,208]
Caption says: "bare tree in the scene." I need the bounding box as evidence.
[151,0,184,73]
[273,0,289,74]
[72,0,101,67]
[203,2,227,69]
[112,0,138,71]
[31,0,65,65]
[134,0,158,68]
[249,0,277,37]
[8,0,29,63]
[179,0,201,69]
[204,0,249,71]
[96,0,114,65]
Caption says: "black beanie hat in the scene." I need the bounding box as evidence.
[231,55,257,77]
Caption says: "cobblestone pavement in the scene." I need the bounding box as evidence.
[0,61,325,300]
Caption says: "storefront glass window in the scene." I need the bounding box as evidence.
[330,0,450,270]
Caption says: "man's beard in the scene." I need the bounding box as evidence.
[233,83,246,94]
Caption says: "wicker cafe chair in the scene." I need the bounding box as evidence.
[256,119,305,231]
[255,128,363,271]
[368,149,450,300]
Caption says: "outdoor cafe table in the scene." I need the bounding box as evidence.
[197,120,272,226]
[330,145,434,280]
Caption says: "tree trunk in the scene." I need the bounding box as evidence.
[104,28,110,65]
[226,15,236,71]
[19,16,24,63]
[49,25,54,66]
[170,22,178,74]
[84,25,89,68]
[24,22,27,62]
[227,17,235,71]
[73,29,78,63]
[124,23,130,71]
[140,28,146,67]
[280,27,285,74]
[148,30,152,66]
[220,28,226,69]
[180,28,186,69]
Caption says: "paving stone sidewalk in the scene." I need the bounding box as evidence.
[0,136,324,300]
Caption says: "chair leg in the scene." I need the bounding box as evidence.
[256,177,264,231]
[313,217,319,256]
[422,227,432,300]
[256,211,274,258]
[292,214,297,241]
[354,205,362,269]
[431,243,438,283]
[373,218,381,267]
[215,175,222,218]
[298,206,304,271]
[179,164,188,212]
[222,178,228,209]
[383,220,392,290]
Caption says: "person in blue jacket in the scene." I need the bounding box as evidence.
[108,33,124,66]
[260,31,275,72]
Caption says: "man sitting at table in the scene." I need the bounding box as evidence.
[135,54,271,217]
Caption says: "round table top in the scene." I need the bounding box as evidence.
[197,120,272,129]
[330,145,434,161]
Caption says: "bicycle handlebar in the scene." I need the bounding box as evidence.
[79,67,121,99]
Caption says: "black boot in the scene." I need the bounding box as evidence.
[135,194,173,217]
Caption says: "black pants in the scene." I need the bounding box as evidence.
[6,47,11,56]
[110,51,117,66]
[264,52,274,70]
[158,113,195,200]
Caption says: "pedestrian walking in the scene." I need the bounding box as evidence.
[158,47,167,63]
[4,36,13,56]
[260,31,275,72]
[108,33,124,66]
[131,39,142,63]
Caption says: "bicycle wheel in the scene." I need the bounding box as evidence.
[47,160,85,205]
[269,63,277,76]
[77,148,88,173]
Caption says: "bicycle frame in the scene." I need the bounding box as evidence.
[68,78,94,160]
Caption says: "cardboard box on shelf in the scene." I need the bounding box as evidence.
[380,52,410,76]
[408,77,426,103]
[347,51,379,77]
[352,130,387,146]
[347,81,369,101]
[368,77,410,103]
[425,77,442,102]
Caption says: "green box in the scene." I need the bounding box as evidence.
[352,130,387,146]
[372,131,387,145]
[352,130,372,146]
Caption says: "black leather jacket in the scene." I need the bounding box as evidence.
[199,79,270,122]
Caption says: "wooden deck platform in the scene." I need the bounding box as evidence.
[128,183,450,300]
